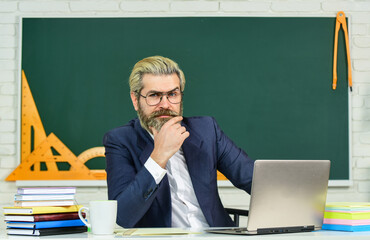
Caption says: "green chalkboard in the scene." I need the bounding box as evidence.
[21,17,349,180]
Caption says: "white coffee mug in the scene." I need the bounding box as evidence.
[78,200,117,235]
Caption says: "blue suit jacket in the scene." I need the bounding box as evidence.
[103,116,254,228]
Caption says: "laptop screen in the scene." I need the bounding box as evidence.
[247,160,330,233]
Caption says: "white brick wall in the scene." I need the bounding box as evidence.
[0,83,16,95]
[19,1,70,13]
[352,24,368,35]
[121,1,169,12]
[271,2,321,12]
[0,108,15,120]
[0,2,17,13]
[70,1,120,12]
[357,157,370,168]
[322,1,370,12]
[220,2,271,12]
[0,24,15,35]
[1,0,370,230]
[359,85,370,96]
[0,96,14,108]
[0,70,15,83]
[355,60,370,72]
[355,37,370,47]
[171,1,219,12]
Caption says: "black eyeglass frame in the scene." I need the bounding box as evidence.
[136,88,184,106]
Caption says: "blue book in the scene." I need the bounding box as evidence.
[325,207,370,212]
[6,219,85,229]
[322,224,370,232]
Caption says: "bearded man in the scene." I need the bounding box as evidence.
[103,56,255,228]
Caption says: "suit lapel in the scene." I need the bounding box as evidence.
[134,119,172,226]
[182,122,214,226]
[135,119,155,165]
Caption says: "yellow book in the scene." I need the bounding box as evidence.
[324,211,370,220]
[3,205,82,215]
[326,202,370,208]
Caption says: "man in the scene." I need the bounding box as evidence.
[104,56,254,228]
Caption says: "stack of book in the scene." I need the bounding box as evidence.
[3,187,87,236]
[322,202,370,232]
[15,187,76,207]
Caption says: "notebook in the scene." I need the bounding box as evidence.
[207,159,330,235]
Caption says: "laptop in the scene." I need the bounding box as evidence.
[207,159,331,235]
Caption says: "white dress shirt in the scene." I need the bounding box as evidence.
[144,148,209,228]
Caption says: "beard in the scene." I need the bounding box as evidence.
[137,102,183,133]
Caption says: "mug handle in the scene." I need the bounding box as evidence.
[78,207,91,228]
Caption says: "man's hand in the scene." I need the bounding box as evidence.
[150,116,189,168]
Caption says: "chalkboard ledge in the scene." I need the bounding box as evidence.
[217,180,352,188]
[15,180,352,187]
[14,180,235,187]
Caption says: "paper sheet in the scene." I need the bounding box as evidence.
[115,228,201,236]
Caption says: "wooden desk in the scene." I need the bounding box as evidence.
[1,230,370,239]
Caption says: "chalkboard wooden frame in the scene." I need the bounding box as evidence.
[17,16,351,186]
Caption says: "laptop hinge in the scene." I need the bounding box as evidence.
[257,225,315,235]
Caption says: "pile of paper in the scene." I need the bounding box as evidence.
[3,187,87,236]
[322,202,370,232]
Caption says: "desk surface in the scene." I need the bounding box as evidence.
[1,230,370,240]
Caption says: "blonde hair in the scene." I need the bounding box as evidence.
[129,56,186,95]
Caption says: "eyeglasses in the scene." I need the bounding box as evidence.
[137,88,183,106]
